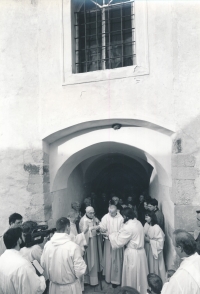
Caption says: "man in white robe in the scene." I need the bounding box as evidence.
[79,206,103,286]
[161,229,200,294]
[0,212,23,256]
[99,204,124,287]
[41,217,86,294]
[0,227,46,294]
[109,207,148,294]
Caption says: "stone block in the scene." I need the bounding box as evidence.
[172,154,195,167]
[175,205,200,231]
[30,193,44,205]
[25,205,45,222]
[43,182,50,193]
[43,153,49,164]
[172,179,195,205]
[32,150,44,164]
[172,167,198,179]
[43,174,50,183]
[44,205,52,221]
[43,165,49,175]
[44,192,52,206]
[28,174,43,184]
[27,182,43,194]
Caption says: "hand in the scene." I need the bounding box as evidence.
[91,225,100,231]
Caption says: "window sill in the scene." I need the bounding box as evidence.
[62,65,149,85]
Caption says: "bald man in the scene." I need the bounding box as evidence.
[99,204,124,288]
[79,207,103,286]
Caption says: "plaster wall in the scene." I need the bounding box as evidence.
[0,0,200,241]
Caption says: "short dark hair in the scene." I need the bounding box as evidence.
[145,211,158,226]
[149,199,158,207]
[167,269,175,279]
[173,229,196,255]
[147,273,163,294]
[9,213,23,225]
[56,217,70,232]
[144,196,152,204]
[121,207,136,220]
[22,221,37,235]
[3,227,22,249]
[117,286,140,294]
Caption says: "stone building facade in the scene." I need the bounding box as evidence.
[0,0,200,268]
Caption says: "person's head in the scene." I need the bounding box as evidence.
[127,196,133,202]
[166,269,175,282]
[145,211,158,226]
[56,217,70,234]
[119,198,124,205]
[84,197,91,207]
[173,229,196,258]
[117,286,140,294]
[144,197,151,210]
[121,207,136,223]
[139,194,144,203]
[147,199,158,211]
[86,206,95,219]
[71,201,80,212]
[147,273,163,294]
[3,227,23,250]
[9,213,23,227]
[109,205,117,217]
[67,211,79,223]
[22,221,37,235]
[196,210,200,227]
[112,196,119,205]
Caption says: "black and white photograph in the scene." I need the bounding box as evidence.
[0,0,200,293]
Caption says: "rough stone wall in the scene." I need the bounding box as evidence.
[0,149,51,234]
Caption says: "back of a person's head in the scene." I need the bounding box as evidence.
[117,286,140,294]
[56,217,70,232]
[147,273,163,294]
[173,229,196,256]
[9,213,23,225]
[22,221,37,235]
[3,227,22,249]
[121,207,136,220]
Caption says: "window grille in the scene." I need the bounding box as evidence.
[75,0,136,73]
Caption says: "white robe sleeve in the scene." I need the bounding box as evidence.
[161,269,200,294]
[99,215,107,232]
[73,246,87,279]
[16,264,46,294]
[109,227,132,249]
[149,225,164,259]
[70,232,87,255]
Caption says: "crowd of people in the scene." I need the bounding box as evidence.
[0,191,200,294]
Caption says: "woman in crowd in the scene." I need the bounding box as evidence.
[144,211,166,283]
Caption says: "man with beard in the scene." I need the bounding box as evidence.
[108,207,148,294]
[79,206,102,286]
[99,202,124,288]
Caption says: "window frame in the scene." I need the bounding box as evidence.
[62,0,149,85]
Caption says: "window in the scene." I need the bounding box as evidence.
[74,0,136,73]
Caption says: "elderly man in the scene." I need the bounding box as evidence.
[79,206,102,286]
[161,229,200,294]
[0,227,46,294]
[0,212,23,256]
[41,217,86,294]
[99,202,124,287]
